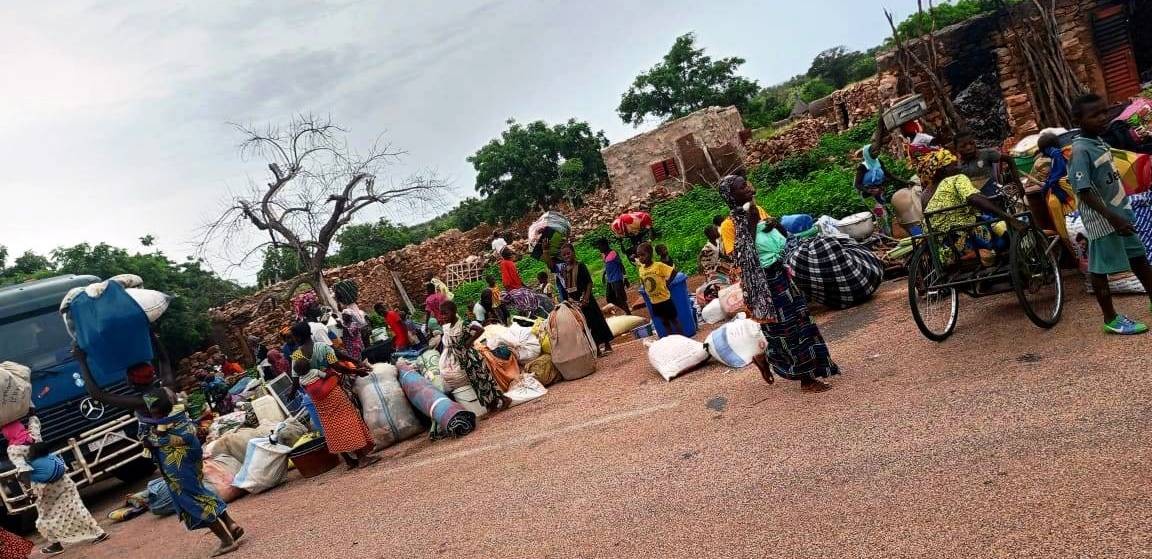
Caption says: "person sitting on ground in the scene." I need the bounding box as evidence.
[536,271,557,304]
[636,242,682,335]
[74,337,244,557]
[596,239,630,315]
[1068,93,1152,335]
[437,300,511,412]
[918,149,1027,267]
[559,243,615,355]
[499,247,524,290]
[955,130,1021,198]
[288,322,380,469]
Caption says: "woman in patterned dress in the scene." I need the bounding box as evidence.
[437,299,511,412]
[289,323,379,469]
[75,347,244,557]
[718,173,839,393]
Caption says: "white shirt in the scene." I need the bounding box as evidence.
[309,322,331,344]
[491,237,508,256]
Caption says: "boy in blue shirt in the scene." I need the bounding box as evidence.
[595,239,630,315]
[1070,93,1152,334]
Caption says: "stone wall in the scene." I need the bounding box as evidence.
[875,0,1110,144]
[601,106,746,206]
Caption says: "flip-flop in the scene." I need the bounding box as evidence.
[231,527,245,543]
[40,545,65,557]
[94,532,111,544]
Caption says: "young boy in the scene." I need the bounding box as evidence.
[595,239,630,315]
[480,275,507,325]
[636,242,682,335]
[1070,93,1152,334]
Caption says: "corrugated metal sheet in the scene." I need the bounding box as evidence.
[1093,4,1141,102]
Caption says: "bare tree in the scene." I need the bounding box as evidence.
[202,114,448,310]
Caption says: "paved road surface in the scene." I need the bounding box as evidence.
[52,281,1152,558]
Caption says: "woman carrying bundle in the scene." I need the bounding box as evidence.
[437,300,511,412]
[75,340,245,557]
[289,322,380,469]
[718,173,839,393]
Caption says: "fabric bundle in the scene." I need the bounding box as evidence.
[785,236,884,309]
[65,281,154,381]
[398,370,476,438]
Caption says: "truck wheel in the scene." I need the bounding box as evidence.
[112,457,156,483]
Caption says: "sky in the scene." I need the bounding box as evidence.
[0,0,901,285]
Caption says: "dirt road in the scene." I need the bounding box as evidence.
[61,281,1152,558]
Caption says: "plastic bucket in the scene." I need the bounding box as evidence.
[1014,154,1036,174]
[637,272,698,338]
[288,437,340,478]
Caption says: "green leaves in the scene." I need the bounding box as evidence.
[617,33,760,127]
[467,118,609,223]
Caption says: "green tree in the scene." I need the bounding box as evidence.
[449,198,492,232]
[807,46,877,88]
[330,219,414,266]
[256,245,304,286]
[468,119,608,222]
[797,78,836,103]
[617,33,760,126]
[891,0,1008,42]
[10,250,52,277]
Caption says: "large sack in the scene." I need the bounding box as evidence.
[546,301,597,381]
[785,237,884,309]
[0,362,32,426]
[203,455,246,503]
[718,283,745,315]
[451,386,488,419]
[524,354,560,386]
[504,374,547,407]
[66,281,153,377]
[232,437,291,493]
[269,418,308,448]
[605,315,646,338]
[706,319,768,368]
[353,363,422,449]
[487,325,541,362]
[205,426,272,460]
[701,299,729,324]
[648,335,709,381]
[531,319,552,354]
[124,288,171,322]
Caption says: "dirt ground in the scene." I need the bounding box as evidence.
[38,278,1152,559]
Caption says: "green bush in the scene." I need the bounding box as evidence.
[758,168,868,219]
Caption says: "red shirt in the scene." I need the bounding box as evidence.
[385,310,409,349]
[499,259,524,290]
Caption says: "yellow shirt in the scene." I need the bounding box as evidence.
[639,261,675,304]
[720,205,771,254]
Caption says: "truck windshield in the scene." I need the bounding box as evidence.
[0,311,73,372]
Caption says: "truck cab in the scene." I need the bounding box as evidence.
[0,275,153,516]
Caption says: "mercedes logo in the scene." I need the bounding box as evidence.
[79,398,105,421]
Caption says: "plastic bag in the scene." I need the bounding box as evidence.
[706,318,768,368]
[231,437,291,493]
[203,455,245,503]
[647,335,709,381]
[718,283,745,315]
[353,364,423,449]
[486,324,542,362]
[269,418,308,447]
[504,373,548,407]
[125,288,171,322]
[701,299,729,324]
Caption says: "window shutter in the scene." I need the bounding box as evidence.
[650,161,668,182]
[1093,4,1140,103]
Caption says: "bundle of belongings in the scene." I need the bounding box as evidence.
[783,233,885,310]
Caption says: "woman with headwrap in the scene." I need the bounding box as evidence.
[718,174,838,392]
[916,149,1026,266]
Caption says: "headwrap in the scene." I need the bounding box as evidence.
[914,149,958,183]
[266,349,290,375]
[717,175,776,321]
[127,362,156,386]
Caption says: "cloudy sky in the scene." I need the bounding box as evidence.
[0,0,899,284]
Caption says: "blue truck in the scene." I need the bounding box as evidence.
[0,275,154,517]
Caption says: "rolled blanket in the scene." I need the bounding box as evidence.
[398,371,476,438]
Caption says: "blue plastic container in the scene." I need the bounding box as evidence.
[638,272,698,338]
[70,281,153,380]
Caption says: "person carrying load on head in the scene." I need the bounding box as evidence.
[854,144,909,236]
[918,149,1027,267]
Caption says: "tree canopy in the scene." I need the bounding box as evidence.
[328,219,415,267]
[807,46,878,89]
[617,33,760,127]
[468,118,608,223]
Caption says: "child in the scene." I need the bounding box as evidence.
[595,239,629,315]
[481,275,507,325]
[536,271,557,304]
[636,242,682,335]
[499,248,524,290]
[1070,93,1152,334]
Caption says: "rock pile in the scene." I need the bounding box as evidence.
[743,118,840,167]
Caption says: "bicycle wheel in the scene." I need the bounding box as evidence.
[1011,226,1063,328]
[907,244,959,341]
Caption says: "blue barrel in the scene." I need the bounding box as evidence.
[638,272,698,338]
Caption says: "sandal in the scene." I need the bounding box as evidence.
[230,526,245,543]
[358,456,382,469]
[41,543,65,557]
[801,379,833,393]
[94,532,111,544]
